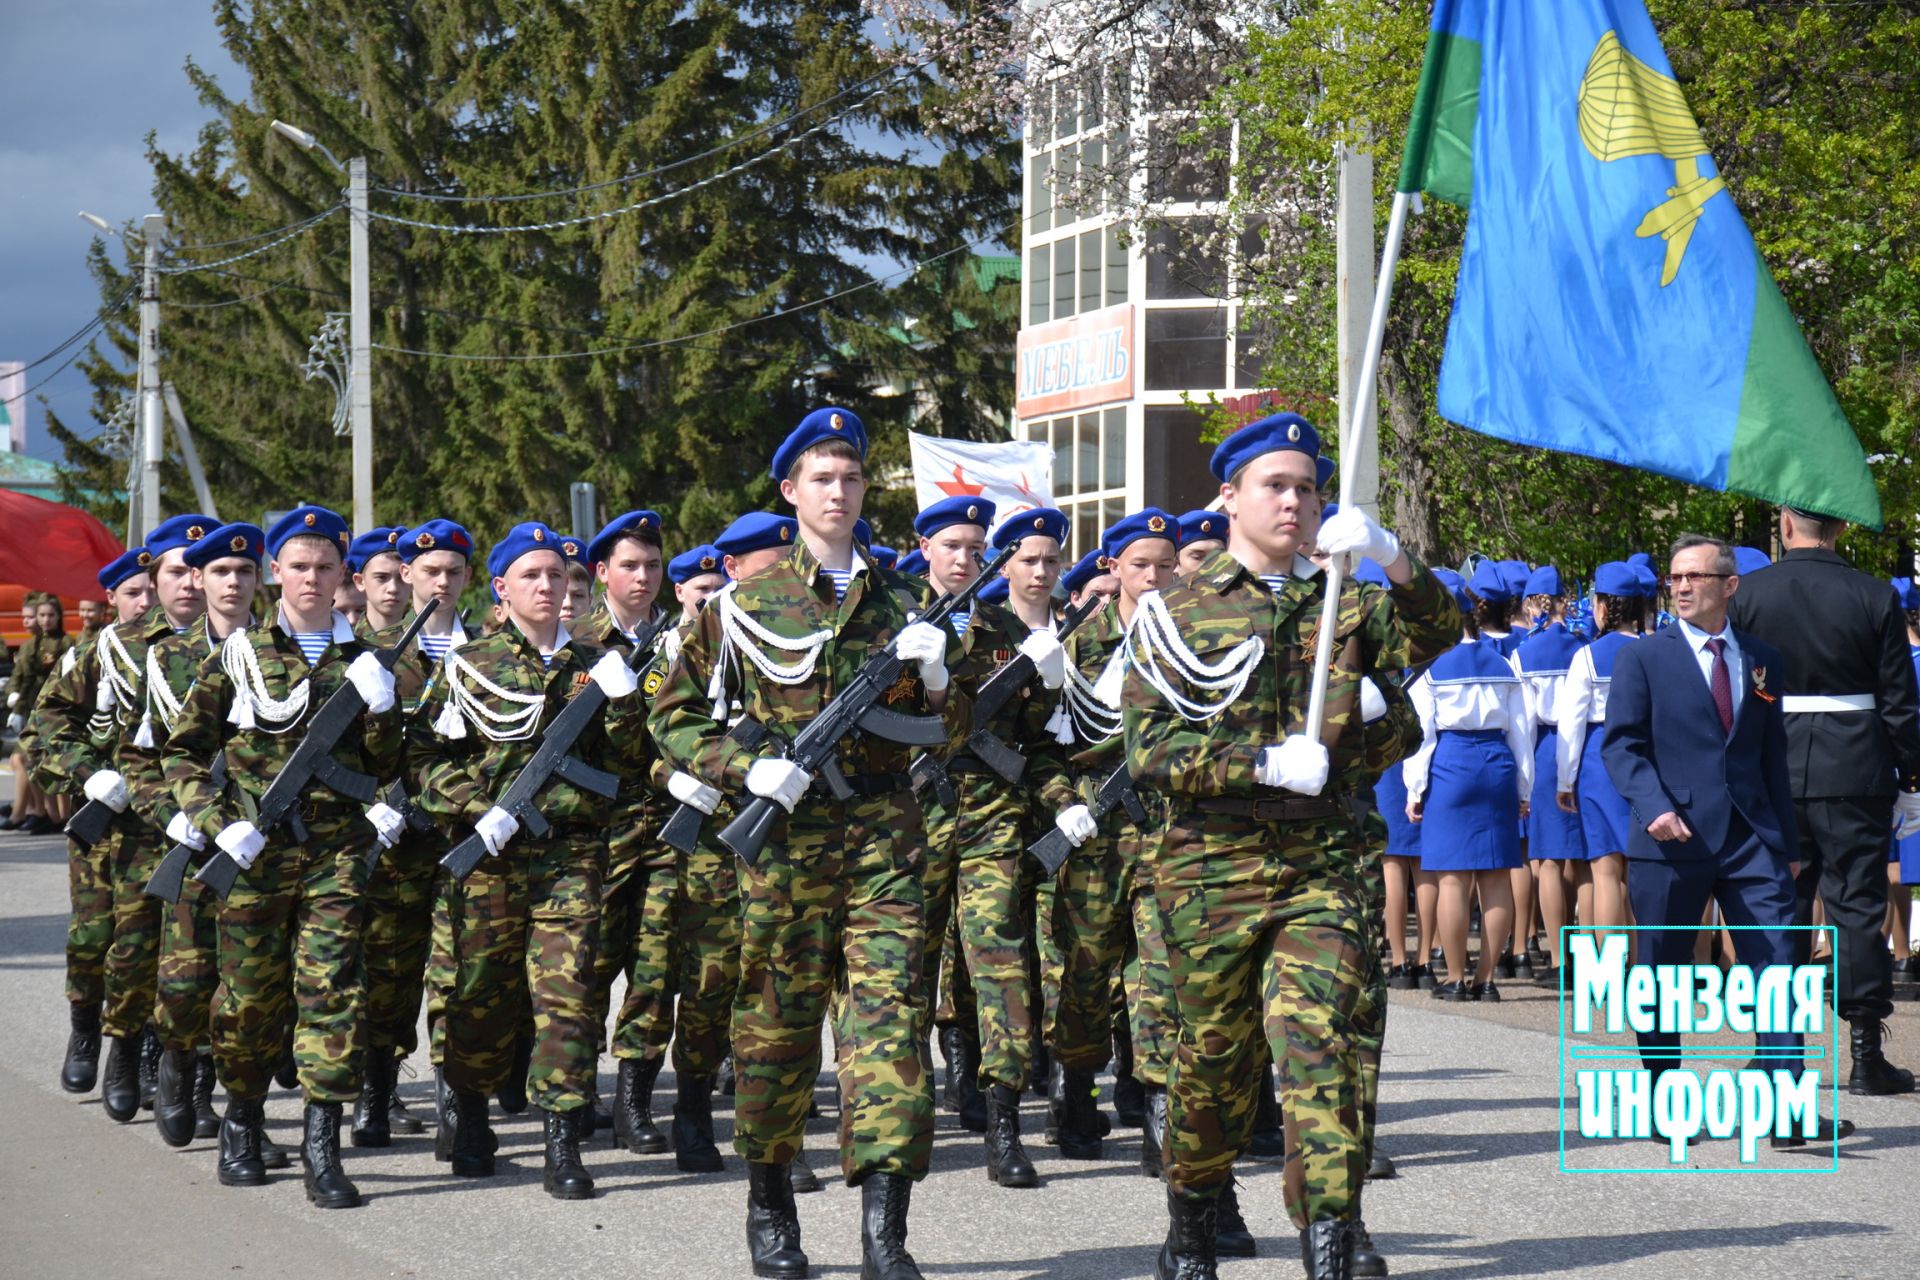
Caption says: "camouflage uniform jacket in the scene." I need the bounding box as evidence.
[163,610,404,842]
[650,542,970,796]
[570,600,674,809]
[30,609,163,793]
[128,612,231,827]
[9,632,73,722]
[948,599,1072,809]
[372,608,478,717]
[1048,600,1127,811]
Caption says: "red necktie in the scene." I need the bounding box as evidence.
[1707,637,1733,736]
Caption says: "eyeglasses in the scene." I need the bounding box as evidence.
[1665,573,1731,588]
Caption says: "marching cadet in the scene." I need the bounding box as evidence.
[1121,414,1458,1280]
[7,594,72,834]
[357,518,476,1149]
[1176,511,1228,575]
[1061,549,1119,611]
[36,513,212,1123]
[347,526,410,638]
[162,505,406,1208]
[411,521,642,1200]
[650,407,964,1280]
[671,543,728,619]
[35,549,154,1093]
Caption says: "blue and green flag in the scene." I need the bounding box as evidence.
[1400,0,1881,528]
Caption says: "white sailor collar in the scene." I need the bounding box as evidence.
[270,607,357,645]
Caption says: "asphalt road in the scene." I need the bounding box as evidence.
[1,820,1916,1280]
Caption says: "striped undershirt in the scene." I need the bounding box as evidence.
[949,609,971,636]
[419,632,453,664]
[292,632,332,664]
[1257,574,1291,596]
[821,567,854,601]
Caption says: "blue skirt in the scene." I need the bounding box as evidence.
[1576,721,1632,858]
[1376,763,1421,858]
[1894,830,1920,883]
[1529,725,1587,860]
[1418,729,1522,872]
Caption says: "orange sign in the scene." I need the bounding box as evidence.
[1016,303,1134,419]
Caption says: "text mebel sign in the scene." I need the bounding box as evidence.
[1016,303,1134,420]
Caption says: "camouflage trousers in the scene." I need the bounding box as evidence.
[154,879,219,1052]
[445,829,601,1111]
[1120,823,1177,1088]
[425,881,454,1065]
[734,795,932,1183]
[103,822,164,1037]
[1157,808,1378,1228]
[668,845,742,1077]
[213,820,371,1103]
[916,795,959,1029]
[362,834,440,1056]
[66,833,113,1008]
[594,813,674,1060]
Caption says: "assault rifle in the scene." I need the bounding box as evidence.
[1027,761,1147,876]
[657,716,767,854]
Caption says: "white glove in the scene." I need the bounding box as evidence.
[344,651,397,715]
[894,621,950,693]
[1359,677,1388,724]
[1257,734,1331,796]
[668,769,721,815]
[475,804,519,856]
[365,801,406,849]
[83,769,131,813]
[215,820,265,870]
[746,757,813,813]
[1896,791,1920,840]
[5,690,18,708]
[1054,804,1098,849]
[1017,629,1067,691]
[1317,506,1401,567]
[165,811,207,852]
[6,712,23,735]
[589,650,640,700]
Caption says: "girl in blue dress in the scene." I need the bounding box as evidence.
[1889,578,1920,980]
[1514,566,1588,984]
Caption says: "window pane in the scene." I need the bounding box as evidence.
[1027,244,1050,326]
[1145,218,1225,300]
[1103,408,1127,489]
[1074,504,1100,559]
[1144,308,1229,391]
[1106,226,1129,306]
[1079,230,1102,315]
[1080,68,1102,133]
[1235,216,1269,289]
[1235,306,1278,388]
[1054,78,1074,141]
[1052,236,1076,321]
[1102,497,1124,535]
[1051,418,1074,498]
[1147,125,1228,203]
[1029,151,1051,235]
[1077,413,1100,490]
[1055,146,1078,223]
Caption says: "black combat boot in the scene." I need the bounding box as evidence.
[387,1054,424,1134]
[1366,1148,1397,1180]
[1350,1206,1389,1278]
[1248,1064,1285,1162]
[434,1067,456,1162]
[542,1108,596,1200]
[746,1160,809,1279]
[101,1034,141,1122]
[138,1023,162,1110]
[673,1072,725,1173]
[60,1002,101,1093]
[153,1046,197,1147]
[859,1173,924,1280]
[217,1096,269,1187]
[1054,1064,1105,1159]
[495,1033,531,1114]
[1154,1187,1219,1280]
[1849,1019,1917,1096]
[1141,1086,1168,1179]
[192,1051,221,1139]
[351,1052,395,1148]
[1300,1219,1355,1280]
[789,1148,822,1194]
[1030,1042,1052,1098]
[301,1101,362,1209]
[1214,1177,1255,1257]
[938,1026,961,1112]
[951,1030,986,1133]
[449,1090,496,1177]
[615,1055,668,1153]
[1113,1013,1146,1126]
[983,1084,1038,1188]
[273,1033,298,1090]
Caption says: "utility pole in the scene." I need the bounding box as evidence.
[347,157,373,533]
[138,213,164,540]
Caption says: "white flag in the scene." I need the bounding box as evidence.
[908,433,1053,530]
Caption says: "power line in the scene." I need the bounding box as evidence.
[155,204,345,275]
[14,287,138,371]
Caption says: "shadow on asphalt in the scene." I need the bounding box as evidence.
[1373,1220,1892,1277]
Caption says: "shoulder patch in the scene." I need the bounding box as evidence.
[642,669,665,697]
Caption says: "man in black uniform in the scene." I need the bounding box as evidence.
[1729,505,1920,1098]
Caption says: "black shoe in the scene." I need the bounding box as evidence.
[301,1101,362,1209]
[434,1068,456,1162]
[1214,1178,1255,1257]
[1030,1043,1052,1098]
[1417,964,1438,991]
[273,1036,298,1090]
[1513,954,1535,981]
[984,1084,1038,1188]
[1351,1213,1389,1278]
[1053,1064,1104,1159]
[1155,1186,1219,1280]
[1114,1070,1147,1128]
[673,1072,726,1173]
[387,1059,425,1136]
[1493,951,1516,980]
[154,1046,197,1148]
[101,1034,140,1122]
[1771,1116,1857,1149]
[60,1003,101,1093]
[1141,1086,1167,1180]
[449,1090,496,1177]
[1300,1218,1356,1280]
[1247,1064,1285,1163]
[788,1148,822,1194]
[21,814,57,835]
[137,1024,161,1110]
[1898,954,1920,983]
[614,1056,668,1153]
[1430,980,1475,1002]
[1366,1149,1397,1180]
[351,1052,394,1148]
[217,1096,269,1187]
[1532,964,1563,989]
[747,1161,809,1279]
[1474,981,1502,1003]
[1383,964,1420,990]
[542,1108,596,1200]
[951,1030,986,1133]
[496,1033,531,1114]
[1849,1020,1916,1096]
[718,1054,737,1097]
[192,1051,220,1139]
[859,1173,923,1280]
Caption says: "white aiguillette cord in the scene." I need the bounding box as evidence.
[434,643,545,742]
[95,622,143,719]
[222,630,311,734]
[1125,590,1265,723]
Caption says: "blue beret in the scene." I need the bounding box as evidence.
[1103,508,1179,561]
[1497,559,1531,599]
[1209,412,1320,483]
[1734,546,1772,575]
[668,544,725,584]
[978,576,1011,605]
[714,512,796,559]
[487,522,567,584]
[853,518,873,550]
[1627,551,1653,570]
[1631,564,1660,598]
[870,545,899,569]
[347,526,406,572]
[98,548,152,591]
[770,405,867,481]
[1432,567,1472,613]
[1894,577,1920,611]
[1352,557,1390,588]
[992,506,1068,550]
[1316,455,1336,490]
[1523,565,1564,597]
[1178,510,1227,545]
[587,510,663,566]
[1060,549,1108,595]
[184,522,266,569]
[1322,502,1340,522]
[915,495,996,539]
[265,505,350,561]
[146,513,218,561]
[1467,560,1514,603]
[400,518,475,563]
[1592,561,1638,596]
[896,549,928,577]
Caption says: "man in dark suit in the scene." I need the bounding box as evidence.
[1603,534,1822,1146]
[1730,506,1920,1097]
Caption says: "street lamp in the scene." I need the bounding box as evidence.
[79,210,164,542]
[269,118,373,533]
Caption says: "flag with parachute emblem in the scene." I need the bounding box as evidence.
[907,432,1054,522]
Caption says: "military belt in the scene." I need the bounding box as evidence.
[838,770,913,798]
[1197,795,1349,822]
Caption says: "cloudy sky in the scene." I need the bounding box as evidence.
[1,2,246,461]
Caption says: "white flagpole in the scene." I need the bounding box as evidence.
[1304,187,1414,744]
